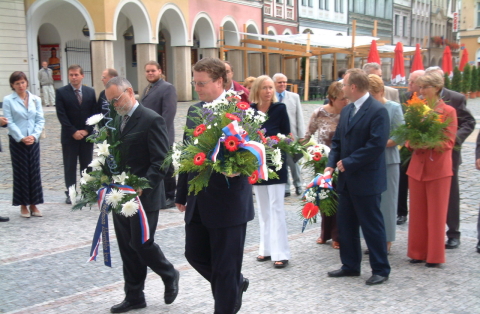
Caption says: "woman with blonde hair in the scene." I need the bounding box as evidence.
[304,81,349,249]
[365,74,405,253]
[243,76,256,91]
[250,75,291,268]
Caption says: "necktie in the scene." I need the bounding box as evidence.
[348,104,356,124]
[144,84,152,97]
[75,89,82,105]
[120,115,130,132]
[278,94,283,103]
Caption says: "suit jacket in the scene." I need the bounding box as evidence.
[406,100,457,181]
[55,84,98,144]
[118,103,169,211]
[232,80,250,103]
[384,100,405,165]
[476,131,480,160]
[141,79,177,146]
[441,88,475,148]
[283,91,305,139]
[327,95,390,196]
[175,102,255,229]
[384,86,400,103]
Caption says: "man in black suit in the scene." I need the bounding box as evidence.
[325,68,391,285]
[141,61,177,209]
[56,65,99,204]
[425,66,476,249]
[175,57,254,313]
[97,68,118,111]
[105,77,179,313]
[475,131,480,253]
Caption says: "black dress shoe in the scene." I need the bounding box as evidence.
[366,275,388,285]
[445,238,460,249]
[295,186,302,196]
[476,240,480,253]
[425,263,441,268]
[65,196,72,205]
[396,216,407,225]
[284,191,291,197]
[164,269,179,304]
[327,269,360,277]
[110,300,146,313]
[409,259,425,264]
[162,198,176,209]
[233,277,249,314]
[0,216,9,222]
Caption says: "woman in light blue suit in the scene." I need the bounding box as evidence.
[3,71,45,218]
[367,74,405,253]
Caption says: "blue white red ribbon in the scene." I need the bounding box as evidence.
[210,120,268,180]
[87,184,150,266]
[306,172,333,190]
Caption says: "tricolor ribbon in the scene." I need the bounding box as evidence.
[210,120,268,180]
[306,172,333,190]
[87,184,150,267]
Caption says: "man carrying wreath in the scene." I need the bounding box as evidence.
[105,77,179,313]
[176,57,254,313]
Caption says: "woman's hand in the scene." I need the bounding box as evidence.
[21,136,35,145]
[222,172,240,177]
[0,117,7,126]
[386,139,397,147]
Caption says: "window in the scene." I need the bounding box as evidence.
[325,0,329,10]
[319,0,324,9]
[276,0,283,3]
[308,0,313,7]
[394,15,399,36]
[477,3,480,27]
[287,0,293,5]
[302,0,306,6]
[335,0,340,12]
[403,16,407,37]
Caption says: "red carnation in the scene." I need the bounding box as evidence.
[224,136,240,152]
[270,135,280,142]
[193,152,206,165]
[302,202,319,219]
[313,152,322,161]
[226,113,241,121]
[193,124,207,137]
[257,131,267,144]
[236,102,250,110]
[248,170,259,184]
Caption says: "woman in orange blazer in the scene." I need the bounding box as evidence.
[406,71,457,267]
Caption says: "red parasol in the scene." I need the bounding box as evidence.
[442,46,453,78]
[411,43,424,72]
[391,42,405,84]
[367,40,381,65]
[459,45,469,72]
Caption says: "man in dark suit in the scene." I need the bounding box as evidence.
[141,61,177,209]
[56,64,99,204]
[176,57,254,313]
[425,66,476,249]
[97,68,118,111]
[105,77,179,313]
[475,131,480,253]
[325,68,391,285]
[224,61,250,103]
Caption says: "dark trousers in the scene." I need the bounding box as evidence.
[164,163,176,200]
[185,208,247,314]
[397,162,409,217]
[113,209,176,302]
[446,150,461,239]
[61,140,93,190]
[337,189,390,277]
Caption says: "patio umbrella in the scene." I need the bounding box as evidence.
[367,40,381,64]
[459,45,469,72]
[411,43,424,72]
[442,46,453,78]
[391,42,405,84]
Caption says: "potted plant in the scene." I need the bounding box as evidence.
[432,36,442,46]
[451,66,462,93]
[462,63,471,97]
[444,72,451,90]
[470,66,478,98]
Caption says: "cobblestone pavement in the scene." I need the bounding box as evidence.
[1,98,480,313]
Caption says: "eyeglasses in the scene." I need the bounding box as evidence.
[419,86,433,90]
[276,81,287,84]
[191,80,212,87]
[111,89,127,104]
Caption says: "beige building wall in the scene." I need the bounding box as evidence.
[459,1,480,66]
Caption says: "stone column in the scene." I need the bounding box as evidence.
[90,40,114,95]
[269,54,281,76]
[285,58,296,80]
[172,46,192,101]
[309,57,318,80]
[322,57,333,80]
[136,43,157,96]
[201,48,219,59]
[227,50,244,81]
[248,53,263,77]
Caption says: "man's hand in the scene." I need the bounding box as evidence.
[336,160,346,172]
[0,117,7,126]
[476,158,480,171]
[136,189,143,197]
[21,136,35,146]
[72,131,85,140]
[222,172,240,177]
[324,167,334,175]
[176,203,186,212]
[79,130,88,137]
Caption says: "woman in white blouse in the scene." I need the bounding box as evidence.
[3,71,45,218]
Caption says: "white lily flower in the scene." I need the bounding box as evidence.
[68,185,77,206]
[194,139,199,145]
[94,140,110,157]
[106,189,124,208]
[113,171,129,185]
[80,169,94,185]
[88,156,105,171]
[121,199,138,217]
[86,113,104,126]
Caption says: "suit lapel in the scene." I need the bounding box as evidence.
[119,105,141,138]
[346,97,370,134]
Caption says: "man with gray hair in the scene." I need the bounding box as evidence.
[397,69,425,225]
[38,61,55,107]
[273,72,305,196]
[363,62,400,103]
[424,66,476,249]
[105,77,179,313]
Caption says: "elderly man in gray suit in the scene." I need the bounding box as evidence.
[141,61,178,209]
[363,63,400,103]
[273,73,305,196]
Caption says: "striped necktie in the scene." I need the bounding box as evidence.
[120,115,130,132]
[75,89,82,105]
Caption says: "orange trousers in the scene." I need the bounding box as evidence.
[407,176,451,264]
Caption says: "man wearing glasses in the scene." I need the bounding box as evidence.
[56,64,99,204]
[176,57,254,313]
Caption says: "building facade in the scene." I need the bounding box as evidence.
[458,0,480,67]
